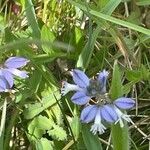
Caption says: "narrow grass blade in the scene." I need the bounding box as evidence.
[136,0,150,6]
[67,0,150,36]
[0,100,7,150]
[77,24,101,69]
[89,9,150,35]
[76,0,121,70]
[25,0,40,39]
[101,0,121,15]
[0,38,73,53]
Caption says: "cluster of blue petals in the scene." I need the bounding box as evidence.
[61,69,135,134]
[0,57,29,92]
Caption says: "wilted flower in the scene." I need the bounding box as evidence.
[61,69,135,134]
[0,57,29,92]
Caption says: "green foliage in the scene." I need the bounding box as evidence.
[70,115,80,140]
[67,0,150,35]
[110,61,123,100]
[35,138,54,150]
[41,25,56,54]
[77,25,101,70]
[47,125,67,141]
[0,100,7,150]
[23,86,60,119]
[110,62,130,150]
[122,81,137,95]
[101,0,122,15]
[126,65,150,82]
[0,0,149,149]
[81,124,102,150]
[136,0,150,6]
[24,0,41,39]
[111,123,130,150]
[27,115,53,140]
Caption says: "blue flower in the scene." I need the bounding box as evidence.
[61,69,108,105]
[80,103,117,134]
[61,69,90,105]
[0,73,9,92]
[0,57,29,92]
[80,96,135,134]
[61,69,135,134]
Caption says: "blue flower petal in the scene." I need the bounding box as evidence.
[71,91,91,105]
[4,57,29,68]
[101,104,118,123]
[2,69,14,88]
[72,69,89,88]
[114,97,135,109]
[0,76,7,92]
[98,70,108,93]
[80,105,97,123]
[7,68,29,78]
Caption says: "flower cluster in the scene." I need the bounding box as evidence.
[0,57,29,92]
[61,69,135,134]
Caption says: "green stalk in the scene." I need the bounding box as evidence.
[110,61,130,150]
[3,106,19,150]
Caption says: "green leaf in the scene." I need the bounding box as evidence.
[110,61,123,100]
[122,81,137,95]
[29,69,42,93]
[0,16,5,38]
[76,7,98,70]
[90,10,150,36]
[110,61,130,150]
[101,0,122,15]
[34,115,54,130]
[0,100,7,150]
[97,0,109,9]
[126,70,141,82]
[136,0,150,6]
[75,27,83,44]
[0,38,71,54]
[126,65,150,82]
[23,90,61,119]
[35,138,54,150]
[32,54,58,63]
[25,0,40,39]
[77,25,101,69]
[127,11,141,25]
[111,123,130,150]
[81,124,102,150]
[48,125,67,141]
[27,115,54,141]
[70,116,80,140]
[49,102,63,126]
[4,28,17,43]
[15,89,33,103]
[41,25,56,54]
[67,0,150,36]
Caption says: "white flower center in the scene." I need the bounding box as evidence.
[114,106,131,128]
[90,108,106,134]
[61,81,83,96]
